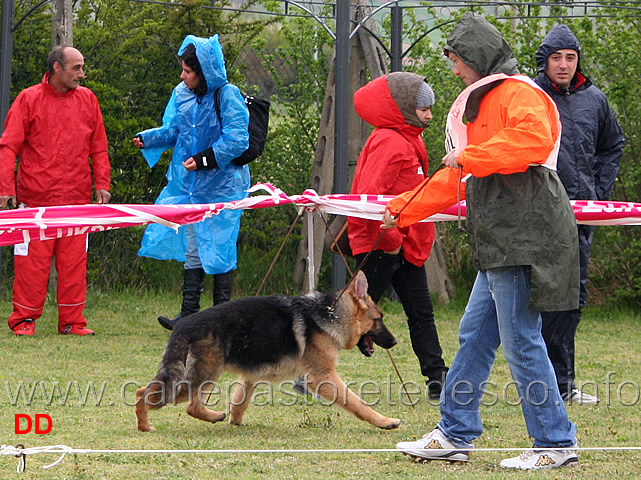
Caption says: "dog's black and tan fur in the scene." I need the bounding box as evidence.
[136,271,401,431]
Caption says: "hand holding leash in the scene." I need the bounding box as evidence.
[442,150,467,234]
[381,209,397,230]
[380,162,447,230]
[132,135,144,149]
[442,148,461,168]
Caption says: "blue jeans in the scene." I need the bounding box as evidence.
[438,266,577,448]
[184,225,203,270]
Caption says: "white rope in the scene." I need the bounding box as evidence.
[70,446,641,453]
[3,444,641,472]
[0,444,88,472]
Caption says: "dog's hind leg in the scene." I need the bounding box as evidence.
[184,367,226,425]
[229,378,256,425]
[135,380,167,432]
[181,345,227,425]
[184,387,227,425]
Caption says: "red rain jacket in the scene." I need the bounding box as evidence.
[348,75,435,267]
[0,73,110,207]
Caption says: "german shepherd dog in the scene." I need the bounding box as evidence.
[136,271,401,432]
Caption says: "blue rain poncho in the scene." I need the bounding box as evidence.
[136,34,250,274]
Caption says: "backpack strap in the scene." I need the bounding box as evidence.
[214,82,230,122]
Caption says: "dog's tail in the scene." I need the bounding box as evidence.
[145,335,191,407]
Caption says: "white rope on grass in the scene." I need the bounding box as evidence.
[0,444,88,472]
[3,444,641,472]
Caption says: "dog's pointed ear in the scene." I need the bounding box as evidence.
[353,271,370,304]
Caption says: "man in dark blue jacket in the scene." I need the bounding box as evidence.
[535,25,625,405]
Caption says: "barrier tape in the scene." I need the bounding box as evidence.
[0,183,639,248]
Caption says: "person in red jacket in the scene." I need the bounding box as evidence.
[0,45,111,336]
[348,72,448,401]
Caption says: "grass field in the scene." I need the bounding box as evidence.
[0,289,639,479]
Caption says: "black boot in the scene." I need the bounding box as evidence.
[158,268,205,330]
[427,368,449,401]
[213,270,234,306]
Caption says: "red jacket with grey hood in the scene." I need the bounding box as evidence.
[348,73,435,267]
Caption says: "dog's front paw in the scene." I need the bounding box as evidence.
[229,416,243,426]
[380,418,401,430]
[138,425,156,433]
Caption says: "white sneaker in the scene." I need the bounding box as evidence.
[564,388,600,405]
[500,445,579,470]
[396,428,471,462]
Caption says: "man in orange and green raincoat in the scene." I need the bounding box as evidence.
[392,13,580,471]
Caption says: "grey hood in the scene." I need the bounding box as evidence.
[445,12,519,78]
[386,72,431,129]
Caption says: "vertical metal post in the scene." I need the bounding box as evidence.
[306,209,315,292]
[331,0,350,290]
[0,0,15,292]
[390,4,403,72]
[1,0,15,132]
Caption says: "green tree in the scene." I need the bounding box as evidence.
[375,4,640,305]
[70,0,278,291]
[236,13,334,294]
[2,2,640,305]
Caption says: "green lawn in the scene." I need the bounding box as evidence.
[0,289,639,479]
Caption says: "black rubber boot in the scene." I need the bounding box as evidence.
[213,270,234,306]
[427,368,449,401]
[158,267,205,330]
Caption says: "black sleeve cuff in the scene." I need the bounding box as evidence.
[193,147,218,170]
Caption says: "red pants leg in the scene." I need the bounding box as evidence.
[54,234,88,331]
[8,240,55,331]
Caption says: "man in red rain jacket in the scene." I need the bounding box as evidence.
[0,45,111,336]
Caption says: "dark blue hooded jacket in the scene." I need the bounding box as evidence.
[535,25,624,201]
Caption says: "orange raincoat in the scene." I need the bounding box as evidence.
[387,77,579,311]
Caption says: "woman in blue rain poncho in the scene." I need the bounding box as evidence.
[132,34,250,330]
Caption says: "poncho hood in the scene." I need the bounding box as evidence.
[178,34,228,95]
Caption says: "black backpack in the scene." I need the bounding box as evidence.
[215,84,270,166]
